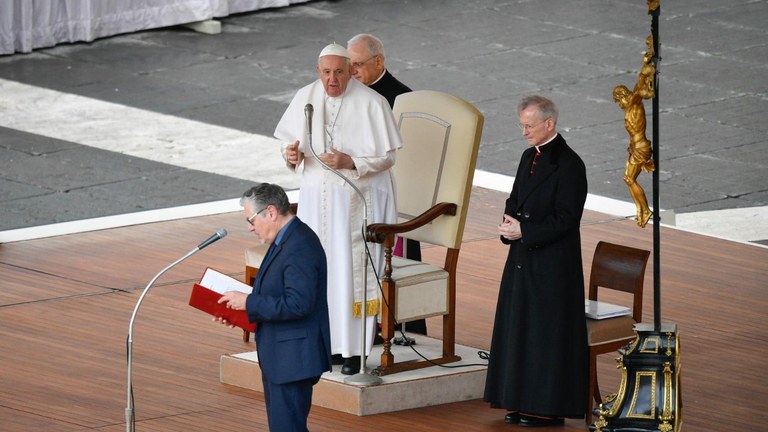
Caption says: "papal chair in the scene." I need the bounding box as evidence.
[586,241,650,423]
[366,90,484,376]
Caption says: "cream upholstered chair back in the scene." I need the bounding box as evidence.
[392,90,483,250]
[366,91,483,375]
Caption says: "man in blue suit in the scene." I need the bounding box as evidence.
[218,183,332,432]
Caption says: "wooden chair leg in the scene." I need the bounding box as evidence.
[243,266,256,344]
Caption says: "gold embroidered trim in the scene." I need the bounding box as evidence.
[352,298,380,318]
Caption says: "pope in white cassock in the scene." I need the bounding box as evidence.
[275,43,402,374]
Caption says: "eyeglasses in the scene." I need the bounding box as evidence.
[351,56,376,69]
[518,118,549,131]
[246,207,268,226]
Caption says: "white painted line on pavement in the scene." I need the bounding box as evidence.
[1,78,765,247]
[473,169,640,217]
[0,78,301,189]
[0,190,301,243]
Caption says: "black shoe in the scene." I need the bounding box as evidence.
[373,333,385,345]
[519,414,564,427]
[504,412,520,424]
[341,356,360,375]
[331,354,344,365]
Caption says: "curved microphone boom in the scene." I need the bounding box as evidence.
[304,103,366,201]
[125,229,227,432]
[303,103,381,386]
[197,228,227,250]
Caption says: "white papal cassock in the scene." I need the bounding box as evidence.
[274,78,402,357]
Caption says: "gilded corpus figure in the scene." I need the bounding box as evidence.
[613,35,656,227]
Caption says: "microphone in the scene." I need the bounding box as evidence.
[304,103,313,135]
[127,227,227,431]
[305,103,322,153]
[197,229,227,250]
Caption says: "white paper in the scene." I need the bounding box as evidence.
[585,299,630,320]
[199,268,252,295]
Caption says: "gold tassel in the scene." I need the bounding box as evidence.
[352,298,380,318]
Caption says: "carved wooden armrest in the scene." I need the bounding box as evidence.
[366,202,456,281]
[366,202,457,244]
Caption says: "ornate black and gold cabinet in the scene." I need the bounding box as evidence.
[591,323,682,432]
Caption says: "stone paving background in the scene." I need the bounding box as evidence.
[1,0,766,242]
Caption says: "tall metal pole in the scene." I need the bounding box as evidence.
[650,1,661,332]
[591,5,682,430]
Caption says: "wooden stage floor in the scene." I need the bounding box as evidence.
[1,187,766,431]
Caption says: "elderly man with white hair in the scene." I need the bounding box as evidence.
[275,43,402,375]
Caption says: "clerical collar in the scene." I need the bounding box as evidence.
[535,133,558,153]
[369,69,387,86]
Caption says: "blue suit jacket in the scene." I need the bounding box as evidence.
[245,217,332,384]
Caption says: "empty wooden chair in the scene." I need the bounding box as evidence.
[586,240,650,423]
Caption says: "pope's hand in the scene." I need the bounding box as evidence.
[286,140,303,165]
[319,147,354,170]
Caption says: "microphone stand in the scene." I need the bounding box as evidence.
[125,230,225,431]
[304,105,382,387]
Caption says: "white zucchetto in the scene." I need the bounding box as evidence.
[319,43,349,59]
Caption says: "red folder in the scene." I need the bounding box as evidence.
[189,268,257,333]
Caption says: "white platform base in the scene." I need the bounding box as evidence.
[220,335,488,416]
[181,20,222,35]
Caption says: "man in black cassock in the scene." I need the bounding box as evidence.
[347,33,412,108]
[484,95,588,427]
[347,33,427,337]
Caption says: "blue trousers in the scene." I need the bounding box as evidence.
[262,375,320,432]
